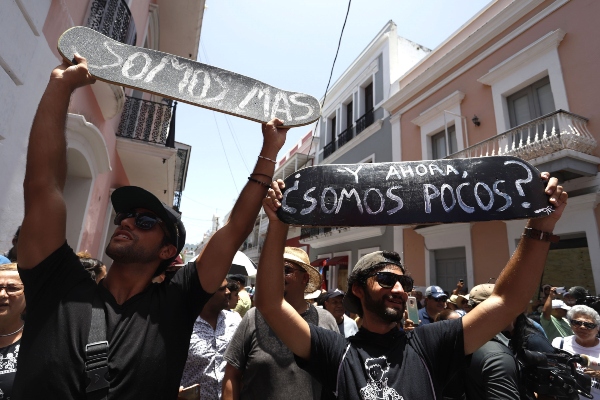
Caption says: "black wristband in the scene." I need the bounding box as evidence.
[522,227,560,243]
[247,176,270,188]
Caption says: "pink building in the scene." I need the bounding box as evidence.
[0,0,202,264]
[382,0,600,294]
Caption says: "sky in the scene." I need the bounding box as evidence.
[176,0,492,244]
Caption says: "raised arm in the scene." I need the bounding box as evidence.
[462,173,567,355]
[19,55,95,270]
[541,287,557,321]
[253,181,312,360]
[195,120,288,293]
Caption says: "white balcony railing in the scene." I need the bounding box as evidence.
[448,110,596,161]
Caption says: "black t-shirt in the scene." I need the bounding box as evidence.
[14,243,212,399]
[296,318,465,399]
[0,339,20,400]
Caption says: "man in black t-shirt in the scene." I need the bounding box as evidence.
[14,56,288,400]
[254,177,568,398]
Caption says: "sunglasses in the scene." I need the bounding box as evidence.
[569,319,598,330]
[114,211,176,246]
[431,297,448,303]
[372,272,414,291]
[284,263,306,276]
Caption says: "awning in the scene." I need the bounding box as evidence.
[311,258,329,267]
[325,256,348,266]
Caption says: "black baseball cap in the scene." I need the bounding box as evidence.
[111,186,186,254]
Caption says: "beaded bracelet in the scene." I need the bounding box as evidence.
[248,176,271,188]
[258,155,277,164]
[251,172,273,180]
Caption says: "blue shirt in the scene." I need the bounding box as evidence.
[0,255,11,264]
[418,307,434,325]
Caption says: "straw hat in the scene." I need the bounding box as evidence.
[283,247,322,293]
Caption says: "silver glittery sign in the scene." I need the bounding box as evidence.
[58,27,321,127]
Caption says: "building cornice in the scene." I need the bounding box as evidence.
[382,0,569,114]
[478,29,566,86]
[411,91,465,127]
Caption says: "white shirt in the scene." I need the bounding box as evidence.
[180,310,242,399]
[552,335,600,399]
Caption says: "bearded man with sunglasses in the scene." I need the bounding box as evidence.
[255,176,568,399]
[13,56,288,399]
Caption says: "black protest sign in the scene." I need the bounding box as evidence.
[276,157,553,227]
[58,27,320,127]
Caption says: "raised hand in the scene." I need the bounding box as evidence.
[50,53,96,92]
[263,179,285,222]
[261,119,289,158]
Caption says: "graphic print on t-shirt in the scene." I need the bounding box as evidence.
[0,344,18,376]
[360,356,403,400]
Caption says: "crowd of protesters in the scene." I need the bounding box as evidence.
[3,54,599,400]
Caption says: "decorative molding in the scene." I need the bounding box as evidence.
[300,226,386,248]
[478,29,566,86]
[321,119,384,163]
[411,91,465,127]
[323,58,379,115]
[383,0,570,115]
[66,113,111,174]
[91,81,125,120]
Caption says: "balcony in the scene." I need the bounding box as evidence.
[115,96,180,204]
[448,110,598,180]
[300,226,386,248]
[173,143,191,210]
[321,108,382,162]
[85,0,137,120]
[355,108,375,135]
[117,96,175,146]
[86,0,137,45]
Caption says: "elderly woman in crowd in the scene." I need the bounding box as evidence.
[0,263,26,397]
[552,304,600,399]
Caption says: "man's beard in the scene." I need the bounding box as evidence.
[105,236,160,264]
[363,288,405,323]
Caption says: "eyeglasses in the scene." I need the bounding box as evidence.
[372,272,414,292]
[0,284,24,296]
[284,263,306,276]
[569,319,598,330]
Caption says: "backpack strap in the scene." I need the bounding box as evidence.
[85,290,109,400]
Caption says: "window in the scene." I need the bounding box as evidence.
[346,102,353,128]
[507,76,555,127]
[431,125,457,159]
[364,82,373,113]
[330,115,337,143]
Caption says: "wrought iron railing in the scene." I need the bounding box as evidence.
[117,96,174,145]
[323,141,337,159]
[173,147,188,210]
[338,126,355,148]
[355,108,375,135]
[86,0,137,45]
[300,227,333,239]
[447,110,597,160]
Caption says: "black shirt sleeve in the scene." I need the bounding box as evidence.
[412,318,465,389]
[166,261,213,326]
[18,242,93,314]
[294,323,348,387]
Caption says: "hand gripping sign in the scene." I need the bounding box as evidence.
[276,156,554,227]
[58,27,321,128]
